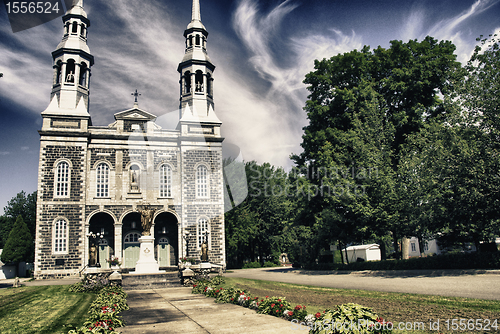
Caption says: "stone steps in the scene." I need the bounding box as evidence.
[122,272,181,290]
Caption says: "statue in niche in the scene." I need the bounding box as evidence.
[89,242,97,266]
[130,167,139,191]
[139,205,156,236]
[200,239,209,262]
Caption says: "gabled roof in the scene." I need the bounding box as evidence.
[114,104,157,122]
[345,244,380,251]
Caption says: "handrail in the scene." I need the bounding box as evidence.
[79,264,89,276]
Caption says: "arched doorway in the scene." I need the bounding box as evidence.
[122,212,141,269]
[154,212,178,267]
[88,212,115,269]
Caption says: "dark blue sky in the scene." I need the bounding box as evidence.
[0,0,499,213]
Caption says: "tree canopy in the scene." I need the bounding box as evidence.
[1,215,33,264]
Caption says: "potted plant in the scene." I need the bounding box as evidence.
[179,257,196,269]
[106,255,121,270]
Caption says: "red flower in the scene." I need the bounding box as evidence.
[276,309,279,313]
[315,312,321,318]
[271,303,275,308]
[278,299,281,302]
[266,296,269,298]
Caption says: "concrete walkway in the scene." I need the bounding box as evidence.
[117,287,300,334]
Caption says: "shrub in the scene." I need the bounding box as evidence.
[70,274,111,293]
[309,303,391,334]
[263,261,279,267]
[257,296,291,318]
[307,251,500,271]
[68,285,128,334]
[242,261,261,269]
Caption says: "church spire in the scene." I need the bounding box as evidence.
[42,0,94,119]
[178,0,220,125]
[192,0,201,22]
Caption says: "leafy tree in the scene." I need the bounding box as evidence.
[3,191,37,237]
[1,215,34,266]
[0,216,14,249]
[293,36,461,259]
[224,161,297,268]
[398,34,500,251]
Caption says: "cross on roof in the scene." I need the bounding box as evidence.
[131,89,141,103]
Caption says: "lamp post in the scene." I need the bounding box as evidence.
[87,231,104,267]
[182,230,190,258]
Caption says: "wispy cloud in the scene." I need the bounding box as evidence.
[403,0,500,63]
[229,0,362,168]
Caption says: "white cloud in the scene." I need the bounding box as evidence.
[227,0,363,169]
[403,0,500,63]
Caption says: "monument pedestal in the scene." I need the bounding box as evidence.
[134,236,161,274]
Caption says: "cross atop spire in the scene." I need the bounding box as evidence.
[131,89,141,104]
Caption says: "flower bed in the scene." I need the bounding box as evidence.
[191,277,392,333]
[67,283,129,334]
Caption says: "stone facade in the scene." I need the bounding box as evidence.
[34,0,225,279]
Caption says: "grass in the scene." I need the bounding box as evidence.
[0,285,96,334]
[222,277,500,333]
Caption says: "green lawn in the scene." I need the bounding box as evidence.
[223,277,500,333]
[0,285,96,334]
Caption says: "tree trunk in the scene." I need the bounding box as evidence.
[338,240,345,265]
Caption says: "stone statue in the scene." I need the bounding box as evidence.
[139,205,156,236]
[200,240,208,262]
[89,243,97,266]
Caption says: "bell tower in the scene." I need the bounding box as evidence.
[41,0,94,128]
[178,0,220,126]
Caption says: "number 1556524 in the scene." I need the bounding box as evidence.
[5,1,60,14]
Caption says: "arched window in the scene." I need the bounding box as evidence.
[195,70,203,92]
[198,218,208,248]
[130,164,140,192]
[207,73,212,96]
[195,34,200,46]
[189,36,193,47]
[184,71,191,94]
[196,165,208,198]
[66,59,75,83]
[54,219,68,253]
[79,62,87,86]
[80,24,86,37]
[124,232,141,243]
[55,161,70,198]
[65,22,70,34]
[55,60,62,85]
[72,21,78,34]
[96,163,109,197]
[159,164,172,197]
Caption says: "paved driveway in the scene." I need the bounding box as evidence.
[225,267,500,300]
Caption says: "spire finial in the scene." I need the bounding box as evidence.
[73,0,84,8]
[132,89,141,105]
[192,0,201,22]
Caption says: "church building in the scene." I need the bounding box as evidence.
[34,0,225,278]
